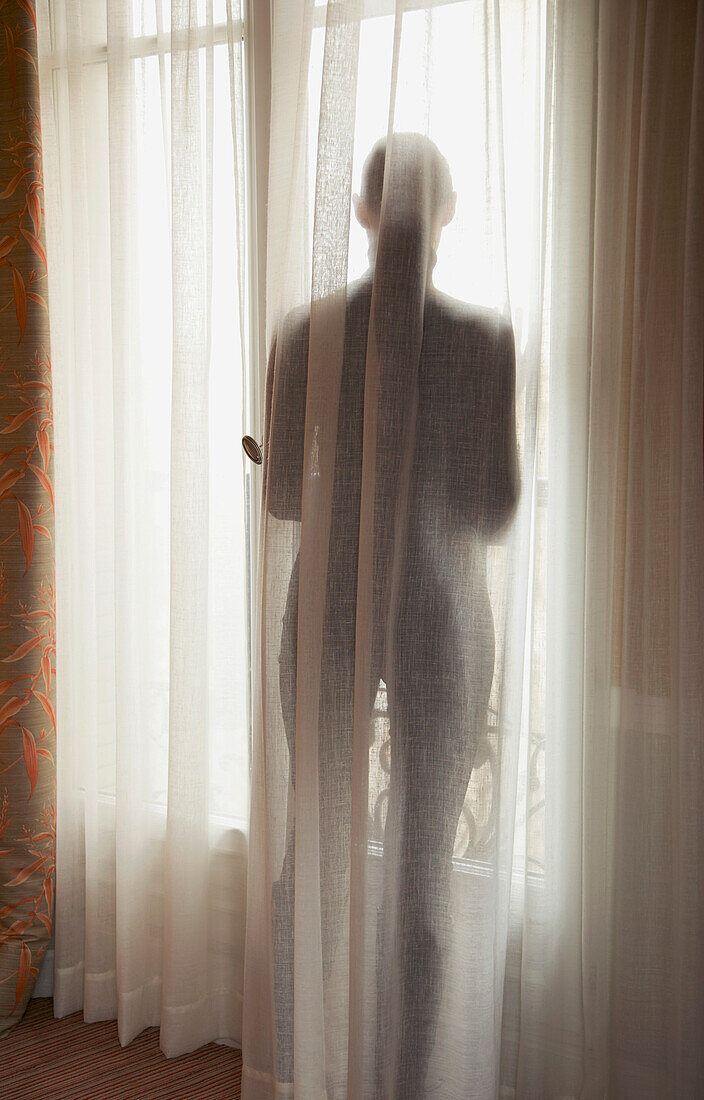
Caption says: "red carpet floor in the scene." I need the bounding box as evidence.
[0,998,242,1099]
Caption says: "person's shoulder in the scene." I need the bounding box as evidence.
[427,287,512,341]
[276,274,373,348]
[277,300,311,350]
[423,291,515,388]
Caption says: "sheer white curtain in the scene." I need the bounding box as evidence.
[242,1,704,1098]
[36,0,251,1053]
[245,0,551,1096]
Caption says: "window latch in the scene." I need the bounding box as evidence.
[242,435,263,465]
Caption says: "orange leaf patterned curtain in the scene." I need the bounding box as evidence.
[0,0,55,1035]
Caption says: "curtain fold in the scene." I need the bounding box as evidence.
[36,0,251,1054]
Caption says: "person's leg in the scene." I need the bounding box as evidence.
[272,562,365,1084]
[387,728,476,1098]
[271,562,299,1083]
[381,569,495,1098]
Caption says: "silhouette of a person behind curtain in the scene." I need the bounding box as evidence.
[265,134,520,1097]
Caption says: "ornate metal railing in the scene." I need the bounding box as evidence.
[367,682,545,872]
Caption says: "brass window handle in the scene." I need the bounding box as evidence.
[242,435,263,465]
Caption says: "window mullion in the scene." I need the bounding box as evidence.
[44,19,242,71]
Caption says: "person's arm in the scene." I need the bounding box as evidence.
[261,333,276,509]
[263,312,309,521]
[477,319,520,539]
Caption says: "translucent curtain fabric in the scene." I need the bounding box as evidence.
[244,1,545,1096]
[36,0,250,1053]
[582,2,704,1093]
[243,1,704,1098]
[525,3,704,1095]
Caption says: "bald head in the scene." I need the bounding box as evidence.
[353,133,457,249]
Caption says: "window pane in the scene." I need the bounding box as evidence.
[132,0,233,38]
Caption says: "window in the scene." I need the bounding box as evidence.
[43,3,252,835]
[306,1,548,876]
[43,0,546,874]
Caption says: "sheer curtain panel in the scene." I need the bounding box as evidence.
[242,1,704,1098]
[36,0,251,1054]
[581,2,704,1093]
[245,1,552,1096]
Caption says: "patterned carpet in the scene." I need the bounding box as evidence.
[1,998,242,1099]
